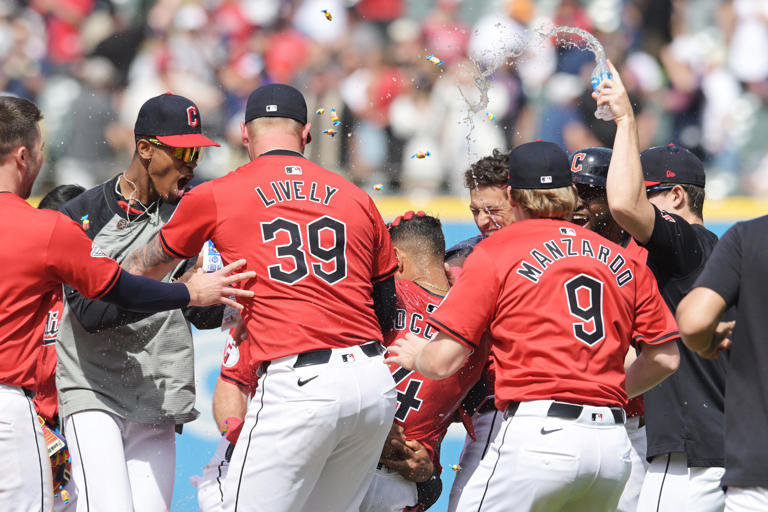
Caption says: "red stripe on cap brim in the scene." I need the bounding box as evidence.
[645,180,660,187]
[156,133,221,147]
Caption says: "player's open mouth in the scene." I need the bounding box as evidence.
[571,211,589,226]
[177,176,191,195]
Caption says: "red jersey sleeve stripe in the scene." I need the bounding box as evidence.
[426,317,477,348]
[159,231,195,260]
[219,374,251,390]
[91,266,122,300]
[645,331,680,345]
[373,264,398,283]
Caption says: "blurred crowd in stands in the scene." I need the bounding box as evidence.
[2,0,768,198]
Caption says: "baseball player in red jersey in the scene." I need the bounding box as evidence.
[0,96,253,511]
[359,212,490,512]
[122,83,399,512]
[386,141,681,511]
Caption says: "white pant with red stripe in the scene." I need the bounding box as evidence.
[63,410,176,512]
[456,400,631,512]
[0,384,53,512]
[221,343,397,512]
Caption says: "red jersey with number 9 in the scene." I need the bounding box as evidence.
[159,152,397,362]
[0,193,121,390]
[427,218,678,412]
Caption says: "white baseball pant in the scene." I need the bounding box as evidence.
[456,400,631,512]
[637,452,725,512]
[359,466,418,512]
[0,384,53,511]
[617,415,649,512]
[222,343,397,512]
[64,410,176,512]
[447,409,503,512]
[725,487,768,511]
[191,436,231,512]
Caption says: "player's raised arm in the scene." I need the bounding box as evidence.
[598,60,656,244]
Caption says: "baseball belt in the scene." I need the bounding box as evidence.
[505,401,625,424]
[294,341,383,368]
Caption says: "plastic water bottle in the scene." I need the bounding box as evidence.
[590,60,614,121]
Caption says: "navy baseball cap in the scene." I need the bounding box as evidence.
[641,144,705,188]
[134,93,219,148]
[245,83,311,142]
[508,141,571,190]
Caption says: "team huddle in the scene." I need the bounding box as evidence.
[0,59,765,512]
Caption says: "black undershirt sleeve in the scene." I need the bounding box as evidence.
[372,276,397,335]
[97,271,189,315]
[65,283,155,333]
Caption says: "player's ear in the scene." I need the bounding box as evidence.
[671,185,687,210]
[393,247,405,274]
[240,121,249,148]
[136,139,153,161]
[301,122,312,146]
[13,145,27,171]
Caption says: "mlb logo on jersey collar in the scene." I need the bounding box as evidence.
[342,353,356,363]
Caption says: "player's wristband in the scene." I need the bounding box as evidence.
[219,416,244,445]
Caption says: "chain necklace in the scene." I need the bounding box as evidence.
[414,279,450,294]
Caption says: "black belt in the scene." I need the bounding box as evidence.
[477,397,497,415]
[22,388,36,399]
[505,401,625,424]
[294,341,383,368]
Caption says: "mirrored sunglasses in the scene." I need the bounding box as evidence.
[146,138,202,163]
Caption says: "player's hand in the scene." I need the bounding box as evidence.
[232,317,248,344]
[380,438,434,483]
[380,423,408,460]
[384,333,430,371]
[185,259,256,309]
[699,320,735,360]
[592,59,634,123]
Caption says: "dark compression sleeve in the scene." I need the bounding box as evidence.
[373,276,397,335]
[100,271,190,313]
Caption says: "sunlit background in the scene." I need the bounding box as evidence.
[5,0,768,509]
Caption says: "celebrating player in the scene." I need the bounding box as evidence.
[445,150,512,512]
[385,140,680,511]
[360,211,489,512]
[0,96,253,511]
[570,147,650,512]
[677,217,765,511]
[55,93,225,511]
[122,83,399,512]
[596,60,728,511]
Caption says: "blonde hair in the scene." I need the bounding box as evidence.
[509,185,577,219]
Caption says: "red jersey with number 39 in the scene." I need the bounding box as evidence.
[0,193,121,390]
[384,280,489,469]
[159,152,397,362]
[427,219,678,412]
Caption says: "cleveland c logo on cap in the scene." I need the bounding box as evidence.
[186,106,199,127]
[571,153,585,172]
